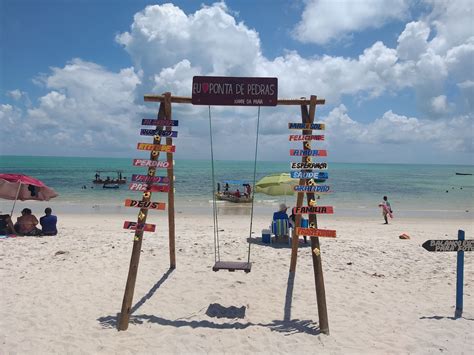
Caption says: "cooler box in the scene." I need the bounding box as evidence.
[262,229,271,244]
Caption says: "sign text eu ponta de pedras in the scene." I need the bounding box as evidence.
[192,76,278,106]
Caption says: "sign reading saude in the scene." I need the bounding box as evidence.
[192,76,278,106]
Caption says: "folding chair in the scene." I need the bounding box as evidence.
[271,218,289,244]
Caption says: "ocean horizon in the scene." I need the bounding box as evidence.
[1,155,473,218]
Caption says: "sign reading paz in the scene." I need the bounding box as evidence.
[129,183,170,193]
[192,76,278,106]
[123,221,156,232]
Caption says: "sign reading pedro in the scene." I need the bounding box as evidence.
[192,76,278,106]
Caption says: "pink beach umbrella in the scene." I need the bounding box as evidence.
[0,174,58,215]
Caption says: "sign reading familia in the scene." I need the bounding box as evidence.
[192,76,278,106]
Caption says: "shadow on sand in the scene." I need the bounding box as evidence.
[98,269,319,336]
[247,237,311,249]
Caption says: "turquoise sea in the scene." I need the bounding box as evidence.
[0,156,473,218]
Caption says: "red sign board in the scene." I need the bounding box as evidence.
[192,76,278,106]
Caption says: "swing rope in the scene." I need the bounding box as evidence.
[207,105,261,266]
[208,105,220,263]
[247,106,261,263]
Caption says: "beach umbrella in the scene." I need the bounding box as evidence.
[255,173,298,196]
[0,174,58,215]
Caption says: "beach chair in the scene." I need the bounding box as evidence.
[271,218,290,243]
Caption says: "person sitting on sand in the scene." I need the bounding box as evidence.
[0,214,15,235]
[234,189,241,198]
[40,207,57,236]
[15,208,41,236]
[273,203,289,221]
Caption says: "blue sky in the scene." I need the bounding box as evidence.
[1,0,473,164]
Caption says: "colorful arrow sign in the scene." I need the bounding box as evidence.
[140,129,178,137]
[128,183,170,192]
[290,149,327,157]
[142,119,179,126]
[288,135,325,141]
[132,159,171,168]
[296,228,336,238]
[137,143,176,153]
[124,199,166,210]
[123,221,156,232]
[292,206,334,214]
[293,185,331,193]
[131,174,170,184]
[290,171,329,179]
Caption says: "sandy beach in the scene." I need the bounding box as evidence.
[1,212,472,354]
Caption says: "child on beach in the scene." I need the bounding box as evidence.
[379,196,393,224]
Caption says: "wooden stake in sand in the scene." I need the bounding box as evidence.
[289,95,331,335]
[118,93,176,331]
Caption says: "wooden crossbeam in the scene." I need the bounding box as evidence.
[144,94,325,106]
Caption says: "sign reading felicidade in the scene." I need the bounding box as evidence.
[192,76,278,106]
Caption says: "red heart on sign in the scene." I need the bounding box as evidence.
[202,83,209,93]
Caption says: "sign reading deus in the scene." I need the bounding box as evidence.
[192,76,278,106]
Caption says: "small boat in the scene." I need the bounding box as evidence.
[93,170,127,185]
[103,184,119,189]
[455,172,473,176]
[216,180,252,203]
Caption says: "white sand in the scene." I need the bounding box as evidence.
[1,213,473,354]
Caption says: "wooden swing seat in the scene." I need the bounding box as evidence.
[212,261,252,273]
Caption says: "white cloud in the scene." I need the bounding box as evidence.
[7,89,25,101]
[430,95,449,114]
[1,59,143,156]
[397,21,430,61]
[293,0,409,44]
[323,105,473,152]
[117,2,261,79]
[425,0,474,54]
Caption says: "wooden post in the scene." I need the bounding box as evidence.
[118,101,167,331]
[304,97,330,334]
[290,97,313,272]
[164,92,176,269]
[455,229,465,318]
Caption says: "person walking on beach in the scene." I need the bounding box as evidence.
[40,207,58,236]
[379,196,393,224]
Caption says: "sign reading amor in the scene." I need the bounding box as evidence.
[192,76,278,106]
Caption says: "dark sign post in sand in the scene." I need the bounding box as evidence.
[192,76,278,106]
[422,230,472,318]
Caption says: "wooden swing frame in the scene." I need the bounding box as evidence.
[118,92,330,335]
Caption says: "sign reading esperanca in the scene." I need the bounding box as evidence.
[192,76,278,106]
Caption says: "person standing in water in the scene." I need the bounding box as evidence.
[380,196,393,224]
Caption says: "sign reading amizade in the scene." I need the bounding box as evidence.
[192,76,278,106]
